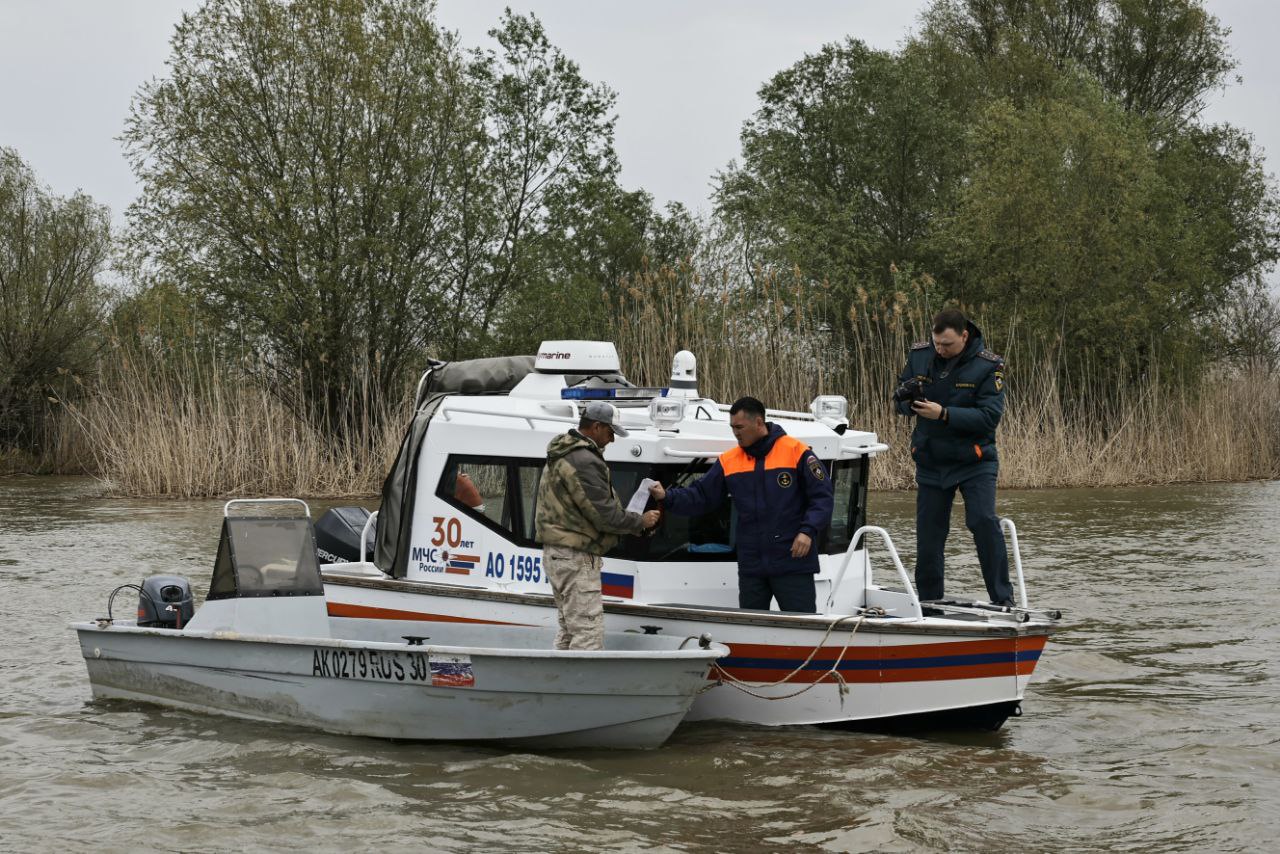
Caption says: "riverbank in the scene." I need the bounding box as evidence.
[23,342,1278,497]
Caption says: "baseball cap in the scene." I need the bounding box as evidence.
[582,400,629,437]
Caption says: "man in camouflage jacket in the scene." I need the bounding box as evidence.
[535,400,659,649]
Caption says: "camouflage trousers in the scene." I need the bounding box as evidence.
[543,544,604,650]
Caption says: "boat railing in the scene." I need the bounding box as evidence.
[361,510,379,563]
[662,448,729,459]
[838,441,889,459]
[1000,517,1030,609]
[223,498,311,518]
[438,400,579,429]
[825,525,922,619]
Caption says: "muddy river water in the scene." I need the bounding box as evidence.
[1,476,1277,852]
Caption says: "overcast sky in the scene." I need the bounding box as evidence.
[1,0,1275,223]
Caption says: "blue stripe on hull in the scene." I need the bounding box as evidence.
[721,649,1043,672]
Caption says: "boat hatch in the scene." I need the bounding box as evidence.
[208,500,323,600]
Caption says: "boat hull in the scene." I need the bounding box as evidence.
[73,622,722,749]
[323,574,1053,728]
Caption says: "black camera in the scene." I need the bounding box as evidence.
[893,377,926,404]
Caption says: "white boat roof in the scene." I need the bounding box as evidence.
[428,358,884,464]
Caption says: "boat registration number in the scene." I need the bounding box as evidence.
[311,647,475,688]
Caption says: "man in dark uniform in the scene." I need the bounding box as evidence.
[648,396,834,612]
[896,308,1014,606]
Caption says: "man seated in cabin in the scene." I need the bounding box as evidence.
[454,471,485,514]
[535,401,661,650]
[649,397,834,613]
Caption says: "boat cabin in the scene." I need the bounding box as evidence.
[352,341,893,613]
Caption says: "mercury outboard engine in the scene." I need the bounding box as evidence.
[315,506,376,564]
[137,575,194,629]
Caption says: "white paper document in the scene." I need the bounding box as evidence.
[626,478,658,514]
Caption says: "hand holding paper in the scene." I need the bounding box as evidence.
[627,478,658,515]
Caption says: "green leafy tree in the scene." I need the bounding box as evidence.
[920,0,1236,121]
[715,0,1277,375]
[460,10,629,356]
[499,192,701,351]
[0,149,110,453]
[125,1,658,408]
[940,89,1187,370]
[715,38,974,325]
[123,0,480,434]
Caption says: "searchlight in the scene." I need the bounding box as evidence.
[810,395,849,430]
[649,397,685,431]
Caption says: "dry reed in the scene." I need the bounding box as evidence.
[610,263,1280,490]
[44,264,1280,496]
[59,341,406,497]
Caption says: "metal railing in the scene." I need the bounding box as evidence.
[360,510,379,563]
[825,525,922,618]
[838,441,889,459]
[1000,517,1029,609]
[224,498,311,518]
[438,400,578,429]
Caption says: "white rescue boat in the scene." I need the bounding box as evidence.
[72,500,728,749]
[318,341,1061,731]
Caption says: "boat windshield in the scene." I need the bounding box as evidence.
[208,517,324,600]
[436,454,867,561]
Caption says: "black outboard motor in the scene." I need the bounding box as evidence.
[137,575,194,629]
[315,507,376,564]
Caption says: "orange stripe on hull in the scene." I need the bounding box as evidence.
[327,601,528,626]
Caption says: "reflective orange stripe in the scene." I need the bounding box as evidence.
[764,435,808,470]
[719,435,811,475]
[974,444,983,459]
[719,447,754,476]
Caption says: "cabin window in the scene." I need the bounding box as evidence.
[826,457,869,554]
[437,455,544,545]
[603,462,738,562]
[435,452,867,558]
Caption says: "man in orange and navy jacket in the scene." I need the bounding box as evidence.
[649,397,834,612]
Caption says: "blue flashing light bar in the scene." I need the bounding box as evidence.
[561,387,669,400]
[561,388,614,400]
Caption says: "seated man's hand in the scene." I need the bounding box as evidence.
[641,509,661,529]
[649,482,667,501]
[791,532,812,558]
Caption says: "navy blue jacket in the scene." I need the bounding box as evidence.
[662,423,834,577]
[896,321,1005,489]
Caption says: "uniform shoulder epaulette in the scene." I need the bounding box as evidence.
[910,340,931,351]
[977,349,1003,363]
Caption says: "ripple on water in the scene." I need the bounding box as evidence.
[2,478,1280,851]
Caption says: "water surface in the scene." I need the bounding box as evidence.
[2,476,1277,852]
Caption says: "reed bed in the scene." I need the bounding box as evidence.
[59,342,405,497]
[611,264,1280,490]
[41,264,1280,496]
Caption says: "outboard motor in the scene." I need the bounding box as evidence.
[315,506,376,564]
[137,575,194,629]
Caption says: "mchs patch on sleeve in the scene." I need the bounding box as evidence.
[807,455,826,481]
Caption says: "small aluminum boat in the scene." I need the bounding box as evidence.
[72,500,727,749]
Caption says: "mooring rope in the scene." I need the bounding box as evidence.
[691,613,867,703]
